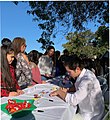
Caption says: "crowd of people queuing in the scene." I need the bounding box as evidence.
[0,37,109,120]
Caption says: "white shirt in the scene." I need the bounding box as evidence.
[38,55,53,75]
[65,68,104,120]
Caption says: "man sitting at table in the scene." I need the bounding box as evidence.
[50,56,104,120]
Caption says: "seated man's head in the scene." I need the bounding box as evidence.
[64,56,84,79]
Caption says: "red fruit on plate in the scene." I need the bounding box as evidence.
[5,104,10,109]
[9,108,16,114]
[27,103,31,108]
[8,99,16,104]
[6,99,32,114]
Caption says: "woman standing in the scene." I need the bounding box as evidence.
[12,37,32,89]
[38,46,55,83]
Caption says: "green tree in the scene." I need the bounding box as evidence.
[95,26,109,47]
[63,30,96,58]
[14,1,109,49]
[63,29,108,59]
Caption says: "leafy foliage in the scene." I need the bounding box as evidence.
[95,26,109,47]
[63,28,108,59]
[14,1,109,49]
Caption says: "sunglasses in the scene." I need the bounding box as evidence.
[24,44,27,47]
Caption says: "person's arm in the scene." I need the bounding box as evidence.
[67,85,76,93]
[38,56,46,75]
[65,80,91,106]
[1,89,10,97]
[22,53,30,64]
[17,89,24,95]
[1,89,19,97]
[50,87,68,101]
[9,92,19,96]
[50,80,92,106]
[57,88,68,100]
[14,76,24,94]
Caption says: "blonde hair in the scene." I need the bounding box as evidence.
[12,37,26,56]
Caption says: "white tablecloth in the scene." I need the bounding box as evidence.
[1,83,76,120]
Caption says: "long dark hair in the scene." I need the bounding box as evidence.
[12,37,26,56]
[1,44,16,91]
[44,46,55,55]
[28,50,39,65]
